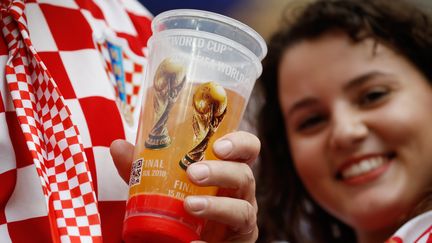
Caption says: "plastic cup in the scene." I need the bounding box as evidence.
[123,9,267,243]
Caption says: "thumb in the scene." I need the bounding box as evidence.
[110,139,134,183]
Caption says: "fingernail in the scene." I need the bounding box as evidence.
[188,164,209,181]
[185,196,207,212]
[213,139,233,157]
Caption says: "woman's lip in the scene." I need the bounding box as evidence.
[336,153,395,185]
[338,153,387,172]
[341,160,392,185]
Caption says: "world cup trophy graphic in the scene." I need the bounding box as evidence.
[145,58,186,149]
[179,82,227,170]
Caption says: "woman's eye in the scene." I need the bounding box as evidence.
[359,87,389,106]
[296,114,325,132]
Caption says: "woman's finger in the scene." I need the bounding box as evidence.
[109,139,134,183]
[184,195,258,238]
[187,160,256,201]
[212,131,260,164]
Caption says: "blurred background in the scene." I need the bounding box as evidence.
[138,0,294,41]
[139,0,432,43]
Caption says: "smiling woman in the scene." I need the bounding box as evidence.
[256,0,432,243]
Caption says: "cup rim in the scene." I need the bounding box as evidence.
[151,9,267,60]
[148,29,263,77]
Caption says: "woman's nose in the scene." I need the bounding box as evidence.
[329,106,368,151]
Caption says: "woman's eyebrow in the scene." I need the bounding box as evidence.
[287,97,318,118]
[343,71,389,92]
[287,71,390,118]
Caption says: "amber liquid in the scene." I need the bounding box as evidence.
[129,82,246,200]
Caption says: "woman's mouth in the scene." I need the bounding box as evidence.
[337,152,396,185]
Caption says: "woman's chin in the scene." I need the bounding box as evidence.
[340,203,406,233]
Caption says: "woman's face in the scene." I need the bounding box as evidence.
[278,33,432,235]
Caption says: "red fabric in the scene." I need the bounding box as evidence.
[0,170,16,213]
[80,97,125,147]
[75,0,105,20]
[84,147,98,197]
[38,52,77,99]
[116,32,144,56]
[7,216,53,242]
[2,0,102,241]
[40,4,95,51]
[0,0,152,242]
[0,94,4,113]
[127,12,153,48]
[6,112,34,168]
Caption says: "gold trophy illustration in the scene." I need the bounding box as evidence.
[145,58,186,149]
[179,82,227,170]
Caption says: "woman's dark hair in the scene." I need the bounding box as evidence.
[256,0,432,242]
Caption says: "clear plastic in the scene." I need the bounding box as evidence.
[123,9,267,243]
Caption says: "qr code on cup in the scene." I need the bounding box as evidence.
[129,158,143,186]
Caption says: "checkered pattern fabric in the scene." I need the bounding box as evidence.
[0,0,152,242]
[95,41,115,91]
[2,1,102,242]
[122,51,144,114]
[96,40,144,125]
[386,210,432,243]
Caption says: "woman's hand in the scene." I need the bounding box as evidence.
[185,131,260,243]
[110,131,260,243]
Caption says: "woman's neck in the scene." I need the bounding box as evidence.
[355,218,403,243]
[355,214,408,243]
[356,229,395,243]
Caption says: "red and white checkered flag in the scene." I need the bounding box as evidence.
[1,1,102,242]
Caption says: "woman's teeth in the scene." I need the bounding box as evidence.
[342,156,386,179]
